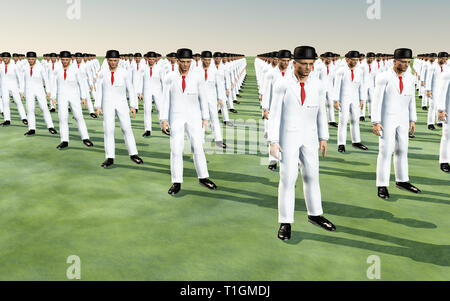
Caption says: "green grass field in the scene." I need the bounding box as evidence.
[0,57,449,280]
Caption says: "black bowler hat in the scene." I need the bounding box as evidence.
[167,52,177,58]
[213,52,222,58]
[429,53,437,58]
[393,48,413,59]
[322,52,333,58]
[146,51,157,58]
[13,53,19,57]
[345,50,360,59]
[366,52,375,58]
[134,53,142,57]
[293,46,317,60]
[50,53,57,58]
[278,50,292,59]
[438,52,449,58]
[193,53,200,57]
[106,50,120,59]
[26,52,37,58]
[177,48,193,59]
[201,51,212,58]
[60,51,71,58]
[74,52,82,57]
[2,52,11,58]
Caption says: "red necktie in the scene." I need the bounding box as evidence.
[282,71,285,77]
[399,76,403,94]
[441,66,443,73]
[378,62,380,69]
[300,82,306,105]
[312,65,314,71]
[30,67,33,77]
[327,66,329,75]
[64,69,67,80]
[182,75,186,93]
[150,67,153,77]
[351,69,354,81]
[205,69,208,81]
[78,64,80,69]
[137,64,139,71]
[5,65,7,74]
[216,65,218,70]
[172,65,174,71]
[196,61,198,67]
[369,65,371,73]
[111,72,114,85]
[52,63,54,71]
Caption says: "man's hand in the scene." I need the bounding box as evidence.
[81,99,87,108]
[334,101,340,111]
[373,123,384,136]
[46,93,51,100]
[270,143,283,160]
[20,93,24,99]
[52,99,57,107]
[319,140,328,158]
[218,99,223,107]
[360,100,364,110]
[226,90,230,96]
[138,94,143,101]
[263,109,269,120]
[202,119,209,132]
[90,85,94,92]
[421,81,425,87]
[259,95,263,102]
[161,120,170,135]
[438,111,448,122]
[426,90,432,98]
[96,108,103,119]
[410,121,415,135]
[130,108,136,118]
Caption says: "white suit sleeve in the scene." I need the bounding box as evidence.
[198,77,209,121]
[333,70,343,102]
[436,73,450,112]
[159,76,171,122]
[372,73,388,124]
[317,85,329,141]
[125,72,138,109]
[94,72,103,109]
[261,72,273,110]
[267,80,286,144]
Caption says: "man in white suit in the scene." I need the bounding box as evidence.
[333,50,368,153]
[94,50,143,168]
[436,63,450,173]
[268,46,336,241]
[22,51,57,136]
[372,48,421,199]
[160,48,217,195]
[425,52,447,130]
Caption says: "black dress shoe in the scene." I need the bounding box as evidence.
[101,158,114,167]
[199,178,217,190]
[90,113,98,119]
[308,215,336,231]
[440,163,450,173]
[57,141,69,149]
[130,155,143,164]
[48,128,57,134]
[377,186,390,199]
[224,121,234,127]
[50,108,56,113]
[168,183,181,195]
[352,142,368,150]
[24,129,35,136]
[229,109,238,114]
[218,109,222,114]
[22,119,28,125]
[359,116,365,122]
[162,129,170,136]
[215,141,227,149]
[233,100,241,104]
[329,122,338,128]
[1,120,10,126]
[419,96,423,99]
[422,106,427,111]
[135,109,139,114]
[277,223,291,241]
[68,108,72,113]
[142,131,151,137]
[368,115,371,119]
[83,139,94,147]
[396,182,421,194]
[437,123,443,128]
[409,133,415,139]
[268,161,277,171]
[338,145,346,153]
[428,124,436,130]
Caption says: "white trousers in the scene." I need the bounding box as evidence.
[427,97,438,125]
[264,119,278,162]
[206,99,223,142]
[25,88,54,130]
[58,96,89,142]
[220,98,230,122]
[440,121,450,163]
[102,101,138,158]
[337,100,361,145]
[325,91,335,123]
[376,122,410,187]
[361,88,373,117]
[278,141,324,223]
[2,88,27,121]
[170,116,209,183]
[143,95,157,132]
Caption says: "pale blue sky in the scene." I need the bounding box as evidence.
[4,0,449,56]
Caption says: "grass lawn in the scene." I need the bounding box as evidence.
[0,57,448,280]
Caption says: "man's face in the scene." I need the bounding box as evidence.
[27,58,36,66]
[279,58,290,70]
[13,57,19,62]
[178,59,191,73]
[148,57,156,66]
[213,57,221,65]
[76,58,82,64]
[359,57,365,62]
[439,57,448,65]
[346,58,358,68]
[170,57,177,64]
[201,58,211,69]
[324,57,331,65]
[429,57,436,64]
[107,58,119,70]
[272,58,279,66]
[51,57,57,63]
[394,59,410,73]
[3,57,10,64]
[194,56,200,62]
[135,57,141,63]
[293,59,314,77]
[367,57,375,64]
[61,58,71,68]
[222,57,227,64]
